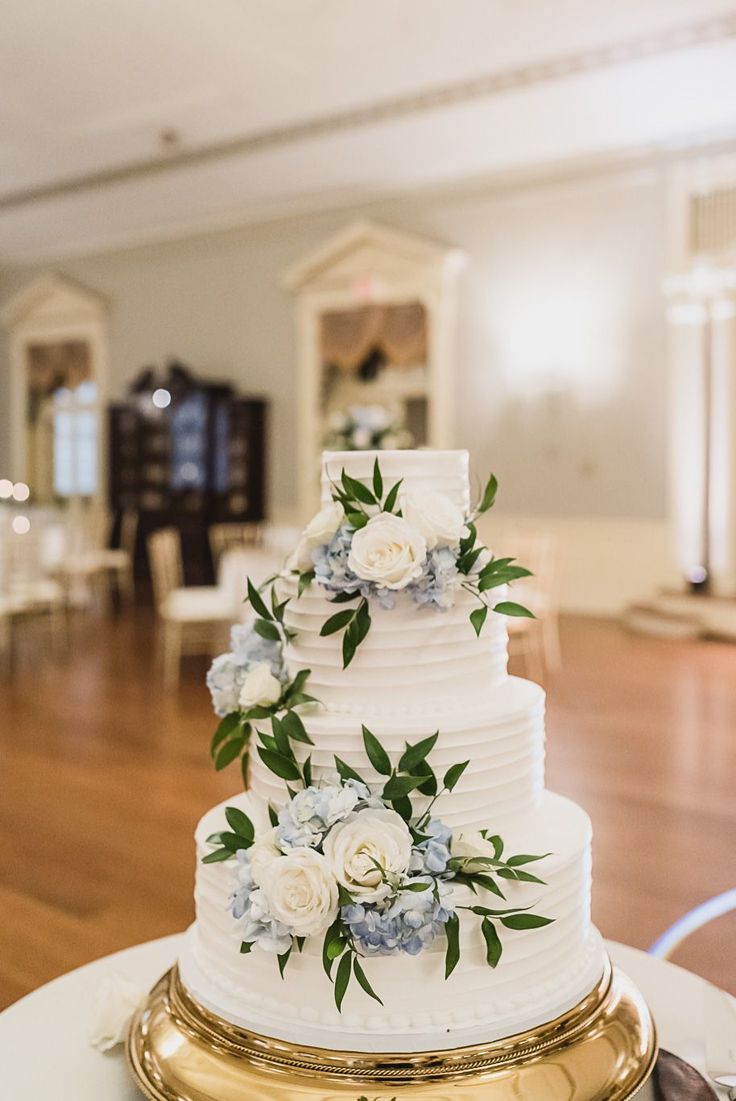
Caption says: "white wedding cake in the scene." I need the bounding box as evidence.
[180,449,606,1054]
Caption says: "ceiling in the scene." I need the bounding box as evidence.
[2,0,736,262]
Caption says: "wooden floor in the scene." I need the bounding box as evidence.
[1,608,734,1010]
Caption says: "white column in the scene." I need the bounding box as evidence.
[709,292,736,595]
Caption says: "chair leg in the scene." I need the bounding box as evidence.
[163,620,181,688]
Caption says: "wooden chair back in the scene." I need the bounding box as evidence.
[147,528,184,608]
[208,522,262,567]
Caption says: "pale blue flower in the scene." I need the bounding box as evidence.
[342,877,454,957]
[206,652,247,716]
[410,547,461,610]
[229,851,292,954]
[276,783,362,849]
[409,818,453,876]
[230,623,283,678]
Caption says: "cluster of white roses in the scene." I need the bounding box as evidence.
[289,487,471,601]
[228,782,457,957]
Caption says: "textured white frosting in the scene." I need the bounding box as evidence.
[321,449,471,513]
[181,449,606,1050]
[182,791,604,1052]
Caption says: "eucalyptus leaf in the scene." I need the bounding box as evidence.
[444,913,460,978]
[334,951,352,1011]
[443,759,469,792]
[320,609,355,637]
[469,605,488,637]
[382,774,426,800]
[398,731,439,772]
[353,957,384,1005]
[282,710,314,745]
[500,913,554,930]
[254,618,281,641]
[298,569,314,597]
[334,756,366,784]
[493,601,535,619]
[219,831,253,852]
[477,474,498,514]
[481,918,503,968]
[202,847,232,864]
[257,746,302,781]
[240,751,250,791]
[383,478,403,514]
[372,458,383,500]
[362,726,392,776]
[224,806,254,840]
[215,735,246,771]
[247,578,272,621]
[506,852,551,866]
[210,712,242,756]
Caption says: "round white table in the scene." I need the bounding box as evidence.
[0,935,730,1100]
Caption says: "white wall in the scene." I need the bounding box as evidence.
[0,164,677,610]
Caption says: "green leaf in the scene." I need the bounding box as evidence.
[334,951,352,1011]
[258,731,278,752]
[444,913,460,978]
[328,590,361,604]
[341,471,376,506]
[497,867,545,884]
[470,873,506,899]
[459,521,477,557]
[493,601,535,619]
[240,751,250,790]
[501,913,554,930]
[382,774,427,800]
[243,705,275,720]
[225,806,255,840]
[277,946,292,979]
[402,880,431,892]
[506,852,551,866]
[372,458,383,500]
[477,474,498,514]
[488,834,504,860]
[383,479,403,513]
[210,712,242,756]
[284,668,311,699]
[205,831,224,844]
[469,605,488,638]
[281,710,313,745]
[322,920,343,979]
[302,754,312,787]
[443,760,469,792]
[298,569,314,597]
[295,937,305,953]
[415,758,438,797]
[467,904,533,917]
[342,623,357,669]
[268,803,279,827]
[247,578,272,621]
[201,847,232,863]
[254,618,281,641]
[320,609,355,637]
[287,692,318,707]
[398,731,439,772]
[334,756,366,784]
[362,726,392,776]
[337,884,355,907]
[215,735,246,771]
[354,599,371,645]
[346,511,369,530]
[219,831,253,852]
[257,746,302,781]
[481,918,503,968]
[271,715,292,758]
[391,795,413,821]
[239,940,254,953]
[353,957,384,1005]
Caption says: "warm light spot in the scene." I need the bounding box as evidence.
[11,482,30,502]
[12,515,30,535]
[0,478,12,499]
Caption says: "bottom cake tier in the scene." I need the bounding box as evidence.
[181,789,606,1053]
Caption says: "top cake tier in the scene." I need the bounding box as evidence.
[321,449,471,513]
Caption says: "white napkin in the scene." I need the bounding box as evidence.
[88,971,147,1052]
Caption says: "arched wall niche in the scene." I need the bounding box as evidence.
[1,273,110,503]
[284,220,465,518]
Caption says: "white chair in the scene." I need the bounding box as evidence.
[147,527,238,687]
[56,507,137,607]
[0,511,67,669]
[208,521,263,571]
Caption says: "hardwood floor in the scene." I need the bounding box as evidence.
[1,608,734,1010]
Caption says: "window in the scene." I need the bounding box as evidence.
[52,380,98,497]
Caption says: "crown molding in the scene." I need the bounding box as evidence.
[1,11,736,212]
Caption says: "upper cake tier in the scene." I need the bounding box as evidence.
[284,447,509,715]
[321,448,471,513]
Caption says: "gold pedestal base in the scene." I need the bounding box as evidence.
[127,957,657,1101]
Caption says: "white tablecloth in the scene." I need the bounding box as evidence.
[0,936,730,1100]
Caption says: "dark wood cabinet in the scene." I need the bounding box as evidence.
[108,381,267,584]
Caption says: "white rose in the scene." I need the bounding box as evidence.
[401,489,466,550]
[323,808,412,902]
[351,426,372,449]
[348,513,427,591]
[305,501,344,547]
[88,971,146,1052]
[451,830,497,873]
[260,848,338,937]
[249,827,282,885]
[286,536,313,573]
[238,663,282,709]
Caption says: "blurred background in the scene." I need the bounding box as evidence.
[0,0,734,1005]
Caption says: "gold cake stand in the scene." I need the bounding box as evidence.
[127,956,657,1101]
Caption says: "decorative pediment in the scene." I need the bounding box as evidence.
[1,273,108,330]
[284,220,463,294]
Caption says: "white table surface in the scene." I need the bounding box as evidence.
[0,935,729,1100]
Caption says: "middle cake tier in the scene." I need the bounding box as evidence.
[249,675,545,832]
[282,580,509,715]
